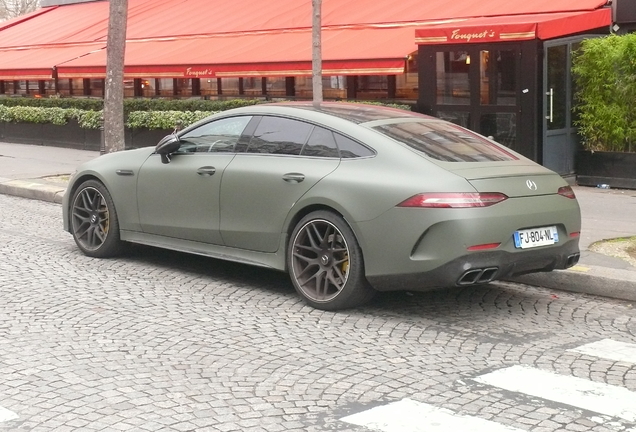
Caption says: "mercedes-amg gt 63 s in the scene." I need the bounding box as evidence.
[63,102,581,310]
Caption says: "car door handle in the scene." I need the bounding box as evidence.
[282,173,305,183]
[196,166,217,176]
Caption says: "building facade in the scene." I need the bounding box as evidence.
[2,0,635,173]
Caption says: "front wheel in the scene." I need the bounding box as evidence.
[288,211,375,310]
[70,179,126,258]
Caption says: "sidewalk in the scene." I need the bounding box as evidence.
[2,141,636,302]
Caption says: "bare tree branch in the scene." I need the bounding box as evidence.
[0,0,39,21]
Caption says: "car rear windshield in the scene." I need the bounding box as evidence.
[373,121,518,162]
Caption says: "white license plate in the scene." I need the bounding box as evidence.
[513,226,559,249]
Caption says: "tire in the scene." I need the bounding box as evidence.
[288,210,376,310]
[70,179,126,258]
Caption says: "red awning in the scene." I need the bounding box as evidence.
[322,0,609,27]
[0,44,104,79]
[56,27,417,78]
[415,9,611,45]
[0,0,611,80]
[0,2,108,49]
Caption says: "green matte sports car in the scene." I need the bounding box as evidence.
[63,102,581,310]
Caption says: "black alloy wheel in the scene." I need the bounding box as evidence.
[288,210,375,310]
[70,180,125,258]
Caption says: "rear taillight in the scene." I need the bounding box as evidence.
[397,192,508,208]
[558,186,576,199]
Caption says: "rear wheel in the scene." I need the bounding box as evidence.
[288,211,375,310]
[70,179,125,258]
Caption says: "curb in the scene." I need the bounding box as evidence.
[0,178,66,204]
[508,263,636,302]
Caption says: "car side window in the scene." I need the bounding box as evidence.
[247,117,312,155]
[176,116,252,154]
[301,126,340,158]
[334,133,375,158]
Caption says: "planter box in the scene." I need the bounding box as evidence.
[0,121,170,151]
[576,150,636,189]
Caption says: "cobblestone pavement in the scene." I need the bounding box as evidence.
[1,194,635,432]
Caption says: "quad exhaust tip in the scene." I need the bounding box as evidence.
[457,267,499,286]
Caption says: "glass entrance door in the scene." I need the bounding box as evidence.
[542,38,584,175]
[432,45,521,152]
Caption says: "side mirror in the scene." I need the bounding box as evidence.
[155,134,181,164]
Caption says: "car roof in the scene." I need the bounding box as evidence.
[262,101,432,124]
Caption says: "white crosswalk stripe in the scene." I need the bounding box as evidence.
[0,405,18,423]
[340,398,525,432]
[567,339,636,364]
[475,365,636,422]
[340,339,636,431]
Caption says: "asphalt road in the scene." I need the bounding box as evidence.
[1,194,636,432]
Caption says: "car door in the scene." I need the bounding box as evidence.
[220,117,341,253]
[136,115,252,244]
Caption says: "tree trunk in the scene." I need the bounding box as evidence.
[103,0,128,154]
[311,0,322,107]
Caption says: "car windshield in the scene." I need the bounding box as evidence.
[373,120,518,162]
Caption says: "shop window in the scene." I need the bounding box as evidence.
[324,76,346,99]
[88,79,104,97]
[396,73,418,99]
[200,78,218,97]
[3,81,14,94]
[266,77,287,97]
[242,77,262,96]
[15,80,27,95]
[122,79,134,98]
[157,78,173,97]
[220,78,240,96]
[57,79,71,96]
[71,78,84,96]
[436,51,470,105]
[356,75,388,99]
[294,76,347,99]
[43,80,56,96]
[134,78,154,98]
[480,113,517,151]
[175,79,192,97]
[480,50,517,106]
[295,76,312,98]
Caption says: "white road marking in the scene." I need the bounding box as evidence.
[475,365,636,422]
[0,405,18,423]
[568,339,636,364]
[340,398,525,432]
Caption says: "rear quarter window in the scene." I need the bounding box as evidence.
[373,121,518,162]
[334,133,375,158]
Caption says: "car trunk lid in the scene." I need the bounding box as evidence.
[443,162,566,198]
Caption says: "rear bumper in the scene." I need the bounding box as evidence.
[366,237,580,292]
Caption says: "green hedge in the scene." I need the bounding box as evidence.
[573,34,636,152]
[0,97,261,113]
[0,98,413,130]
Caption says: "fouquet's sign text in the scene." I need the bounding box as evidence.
[185,67,214,78]
[450,28,497,43]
